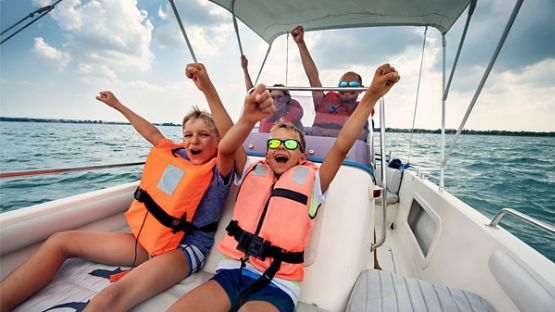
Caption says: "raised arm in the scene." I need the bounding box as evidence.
[292,25,324,100]
[186,63,247,177]
[218,84,275,177]
[319,64,400,193]
[96,91,164,146]
[241,55,254,92]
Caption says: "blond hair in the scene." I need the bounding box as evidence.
[269,121,306,152]
[181,106,219,139]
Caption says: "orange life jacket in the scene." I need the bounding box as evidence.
[125,140,216,256]
[218,160,318,281]
[312,92,371,140]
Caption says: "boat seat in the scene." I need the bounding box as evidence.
[376,166,402,204]
[13,257,329,311]
[346,270,493,312]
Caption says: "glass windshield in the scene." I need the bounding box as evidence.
[256,91,373,142]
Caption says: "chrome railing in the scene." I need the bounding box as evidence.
[487,208,555,235]
[257,85,368,93]
[371,97,387,252]
[0,162,145,178]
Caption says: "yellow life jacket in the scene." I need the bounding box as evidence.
[217,160,318,281]
[126,139,216,256]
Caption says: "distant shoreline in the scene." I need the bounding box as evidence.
[1,116,553,137]
[0,116,180,127]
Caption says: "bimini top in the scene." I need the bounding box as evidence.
[209,0,474,43]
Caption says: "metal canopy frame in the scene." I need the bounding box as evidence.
[168,0,525,250]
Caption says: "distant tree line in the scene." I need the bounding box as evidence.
[374,127,554,137]
[0,117,181,127]
[1,117,553,137]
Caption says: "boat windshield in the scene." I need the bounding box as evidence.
[254,92,372,141]
[245,91,374,176]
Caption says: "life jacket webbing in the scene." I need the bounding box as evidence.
[134,187,218,233]
[225,220,304,263]
[237,257,282,307]
[271,188,308,205]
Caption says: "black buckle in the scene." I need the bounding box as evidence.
[171,217,182,234]
[237,232,269,260]
[171,214,191,233]
[133,187,144,201]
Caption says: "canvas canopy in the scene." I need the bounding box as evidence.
[209,0,474,43]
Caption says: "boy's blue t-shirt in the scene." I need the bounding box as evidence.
[174,148,233,255]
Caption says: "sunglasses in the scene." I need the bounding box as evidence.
[338,81,362,88]
[267,138,303,152]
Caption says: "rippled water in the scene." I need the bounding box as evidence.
[384,132,555,262]
[0,122,553,261]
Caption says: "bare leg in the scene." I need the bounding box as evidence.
[167,280,231,312]
[85,248,190,312]
[238,301,280,312]
[0,231,148,311]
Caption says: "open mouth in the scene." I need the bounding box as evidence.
[189,148,202,155]
[275,154,289,163]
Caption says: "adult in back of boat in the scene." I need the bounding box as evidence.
[241,55,305,132]
[291,25,372,141]
[0,63,244,312]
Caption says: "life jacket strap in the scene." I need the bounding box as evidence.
[237,256,283,306]
[225,220,304,263]
[271,188,308,205]
[133,187,218,233]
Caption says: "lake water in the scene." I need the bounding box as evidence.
[0,121,553,261]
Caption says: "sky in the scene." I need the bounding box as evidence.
[0,0,553,132]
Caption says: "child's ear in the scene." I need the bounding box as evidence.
[301,152,307,161]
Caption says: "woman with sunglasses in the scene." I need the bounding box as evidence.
[291,25,372,141]
[241,55,304,132]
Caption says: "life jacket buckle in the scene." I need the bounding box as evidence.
[237,232,269,260]
[171,214,187,233]
[133,187,144,201]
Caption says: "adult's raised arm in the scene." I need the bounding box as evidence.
[240,55,254,92]
[292,25,324,101]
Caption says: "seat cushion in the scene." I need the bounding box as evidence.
[15,257,330,311]
[346,270,493,312]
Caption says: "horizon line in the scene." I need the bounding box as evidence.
[1,116,553,136]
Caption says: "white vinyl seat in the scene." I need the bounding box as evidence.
[346,270,494,312]
[376,166,403,204]
[13,258,330,312]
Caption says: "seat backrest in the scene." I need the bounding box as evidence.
[376,166,402,194]
[346,270,494,312]
[489,250,555,312]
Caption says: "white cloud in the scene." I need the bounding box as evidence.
[158,6,168,20]
[32,37,71,68]
[50,0,84,31]
[153,1,232,55]
[461,58,555,131]
[78,63,117,81]
[45,0,154,75]
[188,24,234,57]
